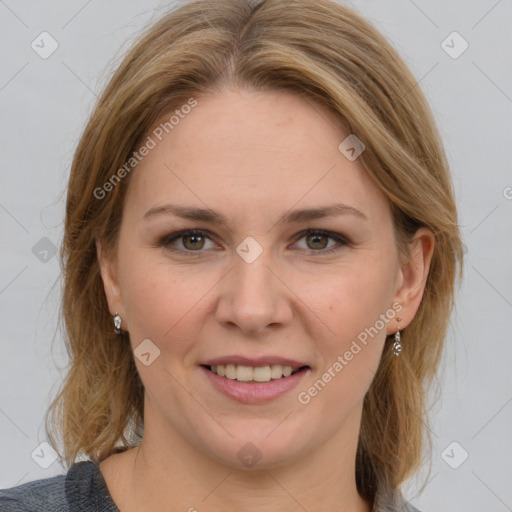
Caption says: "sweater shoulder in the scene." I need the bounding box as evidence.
[0,460,118,512]
[0,471,67,511]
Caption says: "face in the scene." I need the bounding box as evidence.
[99,87,414,469]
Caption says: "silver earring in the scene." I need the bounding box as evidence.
[113,313,122,334]
[392,317,402,356]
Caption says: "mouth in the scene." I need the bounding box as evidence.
[201,363,309,383]
[200,362,310,404]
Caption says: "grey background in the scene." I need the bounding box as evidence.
[1,1,511,511]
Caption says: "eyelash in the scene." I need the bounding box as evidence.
[158,228,349,256]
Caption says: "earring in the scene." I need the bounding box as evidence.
[392,317,402,356]
[113,312,122,334]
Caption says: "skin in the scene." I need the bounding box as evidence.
[97,86,434,512]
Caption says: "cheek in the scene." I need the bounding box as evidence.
[307,258,396,336]
[293,269,393,425]
[118,253,221,354]
[297,253,397,381]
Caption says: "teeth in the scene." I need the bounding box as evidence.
[253,366,272,382]
[271,365,283,379]
[236,365,253,382]
[282,366,292,377]
[225,364,237,379]
[209,364,299,382]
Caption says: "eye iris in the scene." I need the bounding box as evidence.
[306,233,328,250]
[182,234,205,250]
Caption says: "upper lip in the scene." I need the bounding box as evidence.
[202,355,309,369]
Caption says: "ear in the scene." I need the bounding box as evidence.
[389,227,435,332]
[96,237,127,327]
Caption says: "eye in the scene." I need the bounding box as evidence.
[159,228,349,256]
[292,229,348,254]
[159,229,218,252]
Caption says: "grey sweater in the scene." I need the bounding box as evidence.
[0,461,422,511]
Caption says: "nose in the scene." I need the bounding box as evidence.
[215,252,293,335]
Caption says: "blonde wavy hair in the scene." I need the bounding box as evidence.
[46,0,463,502]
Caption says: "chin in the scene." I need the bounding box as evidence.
[193,419,313,471]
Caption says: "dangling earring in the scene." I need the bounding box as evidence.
[392,317,402,356]
[113,312,122,334]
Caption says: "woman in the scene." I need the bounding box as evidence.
[0,0,462,510]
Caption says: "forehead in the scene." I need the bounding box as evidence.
[124,87,386,223]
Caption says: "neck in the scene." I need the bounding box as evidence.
[122,403,372,512]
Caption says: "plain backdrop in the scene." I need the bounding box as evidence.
[1,1,511,511]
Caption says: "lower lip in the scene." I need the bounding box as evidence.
[201,366,309,404]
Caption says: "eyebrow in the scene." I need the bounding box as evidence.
[143,202,368,224]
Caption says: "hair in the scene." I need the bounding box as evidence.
[45,0,463,503]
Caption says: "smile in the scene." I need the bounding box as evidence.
[204,363,306,383]
[200,364,310,404]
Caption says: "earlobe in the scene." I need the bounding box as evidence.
[392,228,435,329]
